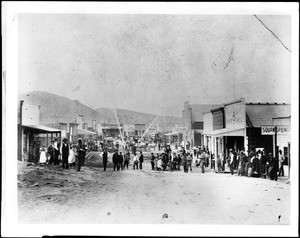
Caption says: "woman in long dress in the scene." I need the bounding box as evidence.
[39,145,47,164]
[68,145,76,166]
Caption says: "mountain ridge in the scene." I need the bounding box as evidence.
[18,91,182,132]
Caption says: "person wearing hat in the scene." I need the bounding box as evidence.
[53,138,60,165]
[61,138,70,169]
[102,148,108,172]
[268,152,278,181]
[112,150,119,171]
[228,149,236,175]
[139,151,144,170]
[76,138,85,172]
[47,141,55,164]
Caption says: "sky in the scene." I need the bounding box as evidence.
[18,14,291,117]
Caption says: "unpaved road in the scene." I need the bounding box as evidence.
[18,156,290,224]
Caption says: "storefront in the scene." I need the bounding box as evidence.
[20,125,62,162]
[203,99,291,161]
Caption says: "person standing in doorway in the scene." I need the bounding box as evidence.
[102,148,108,172]
[139,151,144,170]
[112,150,119,171]
[278,150,285,176]
[76,138,85,172]
[61,138,70,169]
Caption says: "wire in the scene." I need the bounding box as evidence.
[253,15,291,53]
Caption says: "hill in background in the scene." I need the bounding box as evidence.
[19,91,182,132]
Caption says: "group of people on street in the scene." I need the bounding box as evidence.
[216,148,285,181]
[37,138,88,172]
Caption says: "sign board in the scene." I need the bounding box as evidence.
[261,125,291,135]
[22,102,40,126]
[225,100,246,130]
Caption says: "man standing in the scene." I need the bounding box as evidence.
[118,152,124,170]
[177,154,182,171]
[199,150,206,173]
[33,138,41,165]
[228,149,235,175]
[124,150,130,170]
[76,138,85,172]
[61,138,70,169]
[112,150,119,171]
[102,148,108,172]
[278,150,285,176]
[162,152,168,171]
[187,152,193,172]
[132,152,139,170]
[239,151,248,176]
[150,153,155,170]
[53,138,60,165]
[268,153,278,181]
[182,152,188,173]
[139,151,144,170]
[259,150,267,178]
[47,141,55,164]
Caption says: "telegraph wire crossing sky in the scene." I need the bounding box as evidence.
[18,14,291,117]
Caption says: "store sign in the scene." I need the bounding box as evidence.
[225,100,246,129]
[261,125,291,135]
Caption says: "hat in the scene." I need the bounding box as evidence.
[78,138,82,141]
[63,138,68,142]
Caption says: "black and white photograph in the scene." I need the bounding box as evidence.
[2,2,299,237]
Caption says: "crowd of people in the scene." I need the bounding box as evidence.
[215,148,284,181]
[37,138,88,172]
[35,136,286,181]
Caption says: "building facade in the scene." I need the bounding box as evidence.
[182,101,221,150]
[203,99,291,164]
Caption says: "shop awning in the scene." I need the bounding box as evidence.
[77,128,96,135]
[22,125,62,133]
[210,128,245,137]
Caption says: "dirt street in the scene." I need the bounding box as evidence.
[17,155,290,225]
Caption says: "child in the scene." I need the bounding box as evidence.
[68,145,76,167]
[39,145,47,164]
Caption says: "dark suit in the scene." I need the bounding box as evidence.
[139,154,144,169]
[118,154,124,170]
[102,151,108,171]
[76,143,85,172]
[112,152,119,171]
[61,142,69,169]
